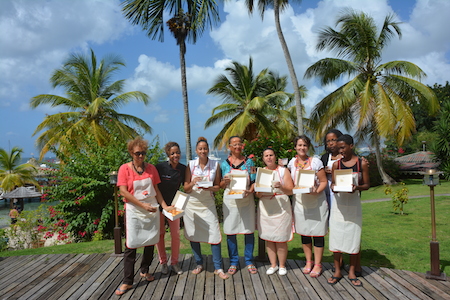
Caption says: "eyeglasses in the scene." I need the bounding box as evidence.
[133,151,147,157]
[229,143,243,147]
[326,139,338,144]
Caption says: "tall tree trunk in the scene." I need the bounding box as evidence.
[273,0,303,135]
[373,132,396,185]
[179,41,192,161]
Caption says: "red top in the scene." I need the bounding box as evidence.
[117,163,161,201]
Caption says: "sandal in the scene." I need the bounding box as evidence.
[310,264,322,278]
[140,272,155,282]
[214,269,229,280]
[327,276,343,285]
[349,277,363,287]
[247,264,257,274]
[227,265,237,275]
[115,284,132,295]
[302,261,313,274]
[192,265,203,275]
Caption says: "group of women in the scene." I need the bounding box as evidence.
[115,131,370,295]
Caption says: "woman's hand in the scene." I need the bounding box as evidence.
[142,203,157,212]
[309,186,319,195]
[222,175,231,187]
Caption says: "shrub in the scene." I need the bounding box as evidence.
[365,153,402,186]
[45,135,164,241]
[385,182,409,214]
[243,133,296,167]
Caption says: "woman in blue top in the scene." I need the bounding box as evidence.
[219,136,257,275]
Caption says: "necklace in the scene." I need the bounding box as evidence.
[296,156,309,169]
[132,161,145,175]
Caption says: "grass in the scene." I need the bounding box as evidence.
[1,181,449,275]
[361,178,450,201]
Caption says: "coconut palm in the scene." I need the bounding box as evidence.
[30,49,151,159]
[121,0,220,160]
[205,57,303,148]
[304,10,439,184]
[245,0,305,135]
[0,147,39,192]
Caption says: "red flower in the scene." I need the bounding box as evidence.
[398,148,405,154]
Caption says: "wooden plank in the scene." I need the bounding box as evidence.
[412,271,450,294]
[172,254,191,300]
[400,269,450,300]
[239,256,265,300]
[41,253,104,300]
[361,266,408,300]
[284,259,311,300]
[0,254,51,288]
[192,254,206,300]
[182,254,199,300]
[129,253,161,300]
[206,255,219,300]
[256,261,282,300]
[0,254,36,277]
[161,255,183,300]
[17,253,89,300]
[381,268,435,300]
[222,257,237,300]
[2,254,72,299]
[372,267,431,300]
[76,255,124,300]
[87,254,126,300]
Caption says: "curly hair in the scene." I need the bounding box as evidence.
[127,137,148,155]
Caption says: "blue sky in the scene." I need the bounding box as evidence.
[1,0,449,159]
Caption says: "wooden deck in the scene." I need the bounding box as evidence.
[0,253,449,300]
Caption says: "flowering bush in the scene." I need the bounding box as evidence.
[45,135,164,241]
[243,133,296,167]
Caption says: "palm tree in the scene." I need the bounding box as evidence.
[245,0,305,135]
[0,147,39,192]
[30,49,151,159]
[121,0,220,160]
[304,10,439,184]
[205,57,302,148]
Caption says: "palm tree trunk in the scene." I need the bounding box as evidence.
[373,132,396,185]
[179,41,192,161]
[273,0,303,135]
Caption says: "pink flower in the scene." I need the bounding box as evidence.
[398,148,405,154]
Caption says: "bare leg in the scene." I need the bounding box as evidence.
[266,241,278,268]
[328,252,343,284]
[276,242,288,269]
[311,246,324,275]
[348,253,362,286]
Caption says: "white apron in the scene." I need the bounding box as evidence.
[223,169,255,235]
[257,167,293,242]
[290,157,329,237]
[125,177,160,249]
[184,159,221,244]
[329,169,362,254]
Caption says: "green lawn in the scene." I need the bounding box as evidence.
[2,181,449,275]
[361,178,450,201]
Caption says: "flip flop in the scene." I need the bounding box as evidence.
[349,277,363,287]
[327,276,343,285]
[192,265,203,275]
[140,272,155,282]
[247,264,257,274]
[227,265,237,275]
[115,284,132,295]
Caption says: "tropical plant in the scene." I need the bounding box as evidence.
[304,10,439,184]
[205,57,305,148]
[44,135,164,241]
[242,133,296,167]
[0,147,39,192]
[385,182,409,215]
[121,0,220,161]
[430,100,450,180]
[245,0,305,135]
[30,49,151,159]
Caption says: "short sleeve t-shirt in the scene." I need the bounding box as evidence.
[155,161,186,205]
[117,163,161,201]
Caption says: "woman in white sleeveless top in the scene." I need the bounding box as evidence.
[288,135,328,278]
[256,148,294,276]
[184,137,228,280]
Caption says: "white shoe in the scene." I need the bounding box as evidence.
[266,266,279,275]
[161,263,169,274]
[172,264,183,275]
[278,267,287,276]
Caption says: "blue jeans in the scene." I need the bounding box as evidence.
[190,241,223,270]
[227,233,254,266]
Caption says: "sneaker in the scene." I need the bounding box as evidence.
[172,264,183,275]
[278,267,287,276]
[266,266,279,275]
[161,263,169,274]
